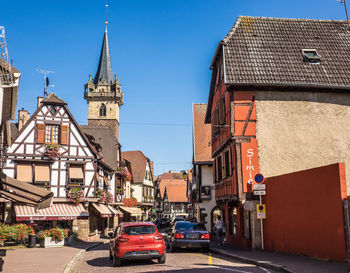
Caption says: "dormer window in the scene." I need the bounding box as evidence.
[302,49,321,63]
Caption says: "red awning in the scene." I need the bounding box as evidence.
[15,203,89,221]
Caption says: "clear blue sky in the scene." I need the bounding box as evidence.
[1,0,347,175]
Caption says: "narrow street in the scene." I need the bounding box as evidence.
[74,243,278,273]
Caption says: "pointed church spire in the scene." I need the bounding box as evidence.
[94,4,114,85]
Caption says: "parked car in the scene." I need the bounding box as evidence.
[168,221,210,252]
[171,217,185,226]
[109,222,166,267]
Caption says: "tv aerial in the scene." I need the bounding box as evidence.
[37,69,55,97]
[338,0,350,27]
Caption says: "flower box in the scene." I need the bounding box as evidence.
[40,237,64,248]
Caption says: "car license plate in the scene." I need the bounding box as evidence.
[188,234,198,239]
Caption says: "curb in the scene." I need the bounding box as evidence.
[62,241,105,273]
[210,247,296,273]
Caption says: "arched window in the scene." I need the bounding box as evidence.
[99,104,106,116]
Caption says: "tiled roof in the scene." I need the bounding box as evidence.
[221,16,350,88]
[159,172,184,180]
[42,93,66,105]
[159,179,187,199]
[193,104,212,163]
[165,184,188,203]
[121,151,148,183]
[81,126,120,170]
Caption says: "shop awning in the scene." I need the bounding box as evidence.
[92,203,123,218]
[15,203,89,221]
[0,173,53,209]
[119,206,143,216]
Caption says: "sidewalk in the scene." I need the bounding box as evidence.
[1,239,106,273]
[210,243,350,273]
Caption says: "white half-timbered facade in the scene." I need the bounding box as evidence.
[4,94,113,198]
[3,94,119,239]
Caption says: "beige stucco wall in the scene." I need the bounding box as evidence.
[255,91,350,194]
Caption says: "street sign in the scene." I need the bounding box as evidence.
[254,190,266,195]
[257,204,266,219]
[253,184,266,190]
[254,173,265,184]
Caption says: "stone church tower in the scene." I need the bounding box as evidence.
[84,21,123,140]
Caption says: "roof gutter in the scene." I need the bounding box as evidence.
[225,82,350,92]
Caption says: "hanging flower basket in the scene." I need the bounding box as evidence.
[96,189,113,204]
[116,167,130,178]
[44,144,61,159]
[68,187,84,205]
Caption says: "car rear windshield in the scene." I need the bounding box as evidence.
[175,222,206,231]
[123,225,156,235]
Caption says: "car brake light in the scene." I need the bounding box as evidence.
[153,235,163,241]
[174,233,184,239]
[117,237,129,243]
[201,233,210,239]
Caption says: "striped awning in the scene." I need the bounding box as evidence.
[15,203,89,221]
[92,203,123,218]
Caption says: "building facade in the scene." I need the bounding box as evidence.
[206,16,350,249]
[3,94,119,240]
[192,104,216,232]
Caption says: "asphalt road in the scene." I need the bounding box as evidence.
[74,243,278,273]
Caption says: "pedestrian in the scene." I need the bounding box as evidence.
[215,215,224,246]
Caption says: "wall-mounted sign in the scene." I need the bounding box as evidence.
[241,139,260,192]
[200,186,211,196]
[254,173,264,184]
[256,204,266,219]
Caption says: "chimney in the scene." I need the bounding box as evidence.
[37,96,44,108]
[18,108,30,130]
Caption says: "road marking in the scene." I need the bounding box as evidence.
[208,252,213,265]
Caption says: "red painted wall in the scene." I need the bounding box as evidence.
[263,163,348,262]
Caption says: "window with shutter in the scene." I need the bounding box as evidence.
[34,164,50,184]
[217,156,222,181]
[225,150,230,178]
[45,125,60,144]
[61,125,68,145]
[219,98,226,125]
[37,124,45,144]
[17,164,33,182]
[69,165,84,185]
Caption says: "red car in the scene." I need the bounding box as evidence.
[109,222,166,267]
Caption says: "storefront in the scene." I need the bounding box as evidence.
[90,203,123,236]
[119,206,143,222]
[14,203,89,238]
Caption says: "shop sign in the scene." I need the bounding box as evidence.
[256,204,266,219]
[241,139,260,192]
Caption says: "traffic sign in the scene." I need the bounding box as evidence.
[257,204,266,219]
[254,190,266,195]
[254,173,265,184]
[253,184,266,190]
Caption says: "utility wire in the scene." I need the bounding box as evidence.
[120,122,191,127]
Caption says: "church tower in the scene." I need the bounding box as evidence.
[84,18,123,140]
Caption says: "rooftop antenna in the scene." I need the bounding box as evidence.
[37,69,55,97]
[338,0,350,28]
[0,26,13,85]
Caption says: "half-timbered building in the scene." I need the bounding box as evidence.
[3,94,120,240]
